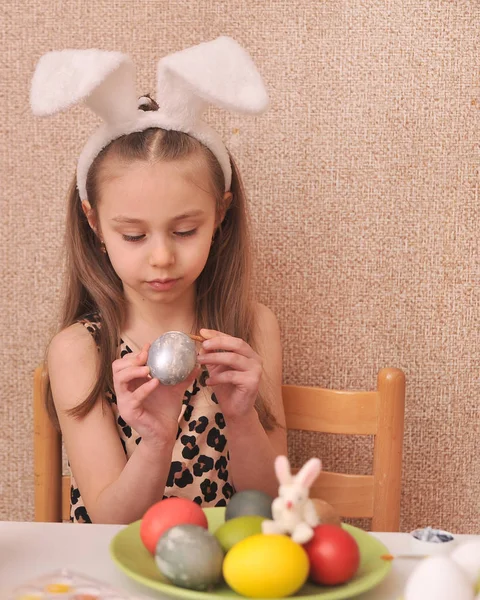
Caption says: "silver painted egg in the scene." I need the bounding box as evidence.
[155,524,224,591]
[147,331,197,385]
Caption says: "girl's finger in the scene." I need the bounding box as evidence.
[200,364,227,382]
[199,328,228,340]
[201,335,257,359]
[206,370,259,388]
[197,352,256,372]
[115,365,151,386]
[129,377,160,409]
[125,377,149,394]
[113,349,149,373]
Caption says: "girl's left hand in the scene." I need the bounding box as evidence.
[197,328,262,421]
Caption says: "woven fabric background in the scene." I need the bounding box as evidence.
[0,1,479,532]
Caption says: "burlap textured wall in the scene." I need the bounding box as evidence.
[1,1,478,532]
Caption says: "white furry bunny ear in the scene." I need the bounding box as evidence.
[156,36,269,128]
[30,38,269,199]
[30,49,138,124]
[274,455,293,485]
[295,457,322,489]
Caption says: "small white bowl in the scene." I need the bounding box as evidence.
[410,527,457,555]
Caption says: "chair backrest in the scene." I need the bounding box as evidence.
[33,366,70,522]
[283,367,405,531]
[34,365,405,528]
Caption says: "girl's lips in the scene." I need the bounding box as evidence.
[147,279,178,291]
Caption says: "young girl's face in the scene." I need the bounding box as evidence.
[93,156,219,306]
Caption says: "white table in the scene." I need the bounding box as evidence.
[0,522,475,599]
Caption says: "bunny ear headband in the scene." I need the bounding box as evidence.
[30,36,269,200]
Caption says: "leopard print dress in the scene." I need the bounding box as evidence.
[70,314,234,523]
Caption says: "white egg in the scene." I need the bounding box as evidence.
[451,541,480,587]
[404,556,474,600]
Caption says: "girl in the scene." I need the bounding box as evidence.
[32,38,287,524]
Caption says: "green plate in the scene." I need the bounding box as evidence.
[110,507,392,600]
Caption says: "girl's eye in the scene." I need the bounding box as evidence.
[175,229,197,238]
[122,234,145,242]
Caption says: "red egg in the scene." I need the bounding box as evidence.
[303,524,360,586]
[140,497,208,555]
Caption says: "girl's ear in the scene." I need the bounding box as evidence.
[215,191,232,227]
[81,200,98,234]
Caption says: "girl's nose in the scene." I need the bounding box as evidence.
[148,239,175,267]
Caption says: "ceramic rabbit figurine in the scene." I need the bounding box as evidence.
[262,455,322,544]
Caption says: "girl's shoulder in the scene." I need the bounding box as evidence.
[47,317,102,410]
[48,323,97,364]
[253,302,280,339]
[48,312,102,358]
[47,317,105,413]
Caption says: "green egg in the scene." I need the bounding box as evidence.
[225,490,273,521]
[214,515,266,552]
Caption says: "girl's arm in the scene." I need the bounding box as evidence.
[48,324,182,524]
[198,304,287,498]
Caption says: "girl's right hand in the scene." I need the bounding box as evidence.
[112,343,196,449]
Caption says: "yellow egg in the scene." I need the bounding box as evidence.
[223,534,309,598]
[45,583,72,593]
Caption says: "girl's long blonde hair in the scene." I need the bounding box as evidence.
[46,102,276,430]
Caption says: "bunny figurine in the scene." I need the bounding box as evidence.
[261,455,322,544]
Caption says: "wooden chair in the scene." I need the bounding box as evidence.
[33,365,70,522]
[283,367,405,531]
[34,365,405,528]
